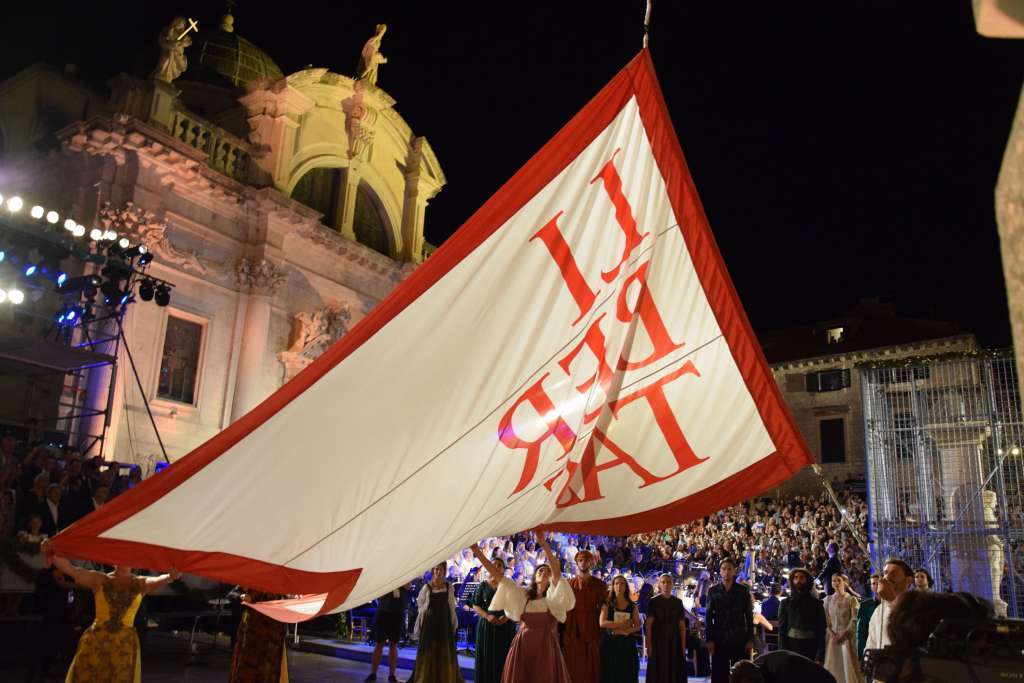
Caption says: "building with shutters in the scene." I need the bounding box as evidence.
[0,10,445,468]
[761,298,978,493]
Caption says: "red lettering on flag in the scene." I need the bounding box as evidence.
[590,149,649,283]
[615,261,685,371]
[498,374,578,496]
[530,211,599,325]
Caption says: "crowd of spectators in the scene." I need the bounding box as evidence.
[0,430,145,547]
[443,485,872,604]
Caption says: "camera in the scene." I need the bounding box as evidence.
[863,617,1024,682]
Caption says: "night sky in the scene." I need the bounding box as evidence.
[3,2,1022,346]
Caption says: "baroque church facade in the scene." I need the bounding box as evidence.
[0,12,445,468]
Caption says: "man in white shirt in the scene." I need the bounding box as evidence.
[864,558,914,651]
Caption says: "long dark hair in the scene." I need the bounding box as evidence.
[606,574,635,614]
[526,563,551,601]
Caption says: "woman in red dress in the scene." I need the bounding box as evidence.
[470,532,575,683]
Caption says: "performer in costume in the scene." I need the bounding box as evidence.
[822,574,860,683]
[472,531,575,683]
[42,540,179,683]
[411,562,464,683]
[230,590,289,683]
[706,557,753,683]
[599,574,641,683]
[645,573,688,683]
[366,584,410,683]
[563,549,608,683]
[778,567,826,664]
[468,555,515,683]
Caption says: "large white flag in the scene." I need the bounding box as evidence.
[53,50,812,621]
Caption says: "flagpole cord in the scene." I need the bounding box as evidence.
[643,0,652,48]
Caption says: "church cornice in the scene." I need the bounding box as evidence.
[60,115,250,209]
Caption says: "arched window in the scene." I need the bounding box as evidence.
[291,166,342,228]
[353,182,391,256]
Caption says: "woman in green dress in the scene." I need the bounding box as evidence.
[411,562,465,683]
[469,556,515,683]
[599,574,640,683]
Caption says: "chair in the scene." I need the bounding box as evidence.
[350,615,370,642]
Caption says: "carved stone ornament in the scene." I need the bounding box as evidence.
[342,79,378,161]
[235,257,289,296]
[277,304,352,381]
[98,202,212,276]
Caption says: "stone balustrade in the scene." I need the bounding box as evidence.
[169,109,251,182]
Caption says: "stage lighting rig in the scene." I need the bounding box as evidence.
[154,283,171,307]
[138,278,154,301]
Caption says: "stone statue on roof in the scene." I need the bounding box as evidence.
[357,23,388,86]
[152,17,196,84]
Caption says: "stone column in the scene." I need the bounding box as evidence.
[335,161,360,241]
[926,420,1000,606]
[230,258,288,423]
[996,88,1024,402]
[400,137,443,263]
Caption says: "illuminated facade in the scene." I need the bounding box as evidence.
[0,12,445,467]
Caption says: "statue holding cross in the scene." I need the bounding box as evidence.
[152,16,198,84]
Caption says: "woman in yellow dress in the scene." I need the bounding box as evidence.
[42,539,179,682]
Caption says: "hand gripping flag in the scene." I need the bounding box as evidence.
[51,50,812,622]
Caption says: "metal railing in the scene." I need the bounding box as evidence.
[862,352,1023,617]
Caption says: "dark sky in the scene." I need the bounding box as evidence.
[3,2,1022,346]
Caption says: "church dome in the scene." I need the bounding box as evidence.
[182,12,284,88]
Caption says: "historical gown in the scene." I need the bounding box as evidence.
[564,574,608,683]
[470,580,515,683]
[646,594,688,683]
[824,592,860,683]
[230,593,288,683]
[488,577,576,683]
[600,601,640,683]
[411,583,464,683]
[65,576,144,683]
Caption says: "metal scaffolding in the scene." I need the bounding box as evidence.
[862,352,1023,617]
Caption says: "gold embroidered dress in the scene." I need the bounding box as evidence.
[66,576,144,682]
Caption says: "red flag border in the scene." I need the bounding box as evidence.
[51,50,812,601]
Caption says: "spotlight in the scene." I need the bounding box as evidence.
[24,264,37,277]
[103,230,117,241]
[100,280,124,306]
[0,289,6,303]
[72,224,86,237]
[58,274,101,294]
[154,283,170,307]
[64,219,76,231]
[118,237,130,249]
[46,211,59,224]
[0,250,5,262]
[6,196,23,212]
[0,192,3,205]
[8,288,25,304]
[138,252,154,266]
[65,308,77,322]
[123,245,149,258]
[138,279,154,301]
[56,272,67,287]
[89,228,103,241]
[30,205,44,219]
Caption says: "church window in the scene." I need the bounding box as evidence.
[353,183,390,255]
[157,315,204,405]
[291,167,343,229]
